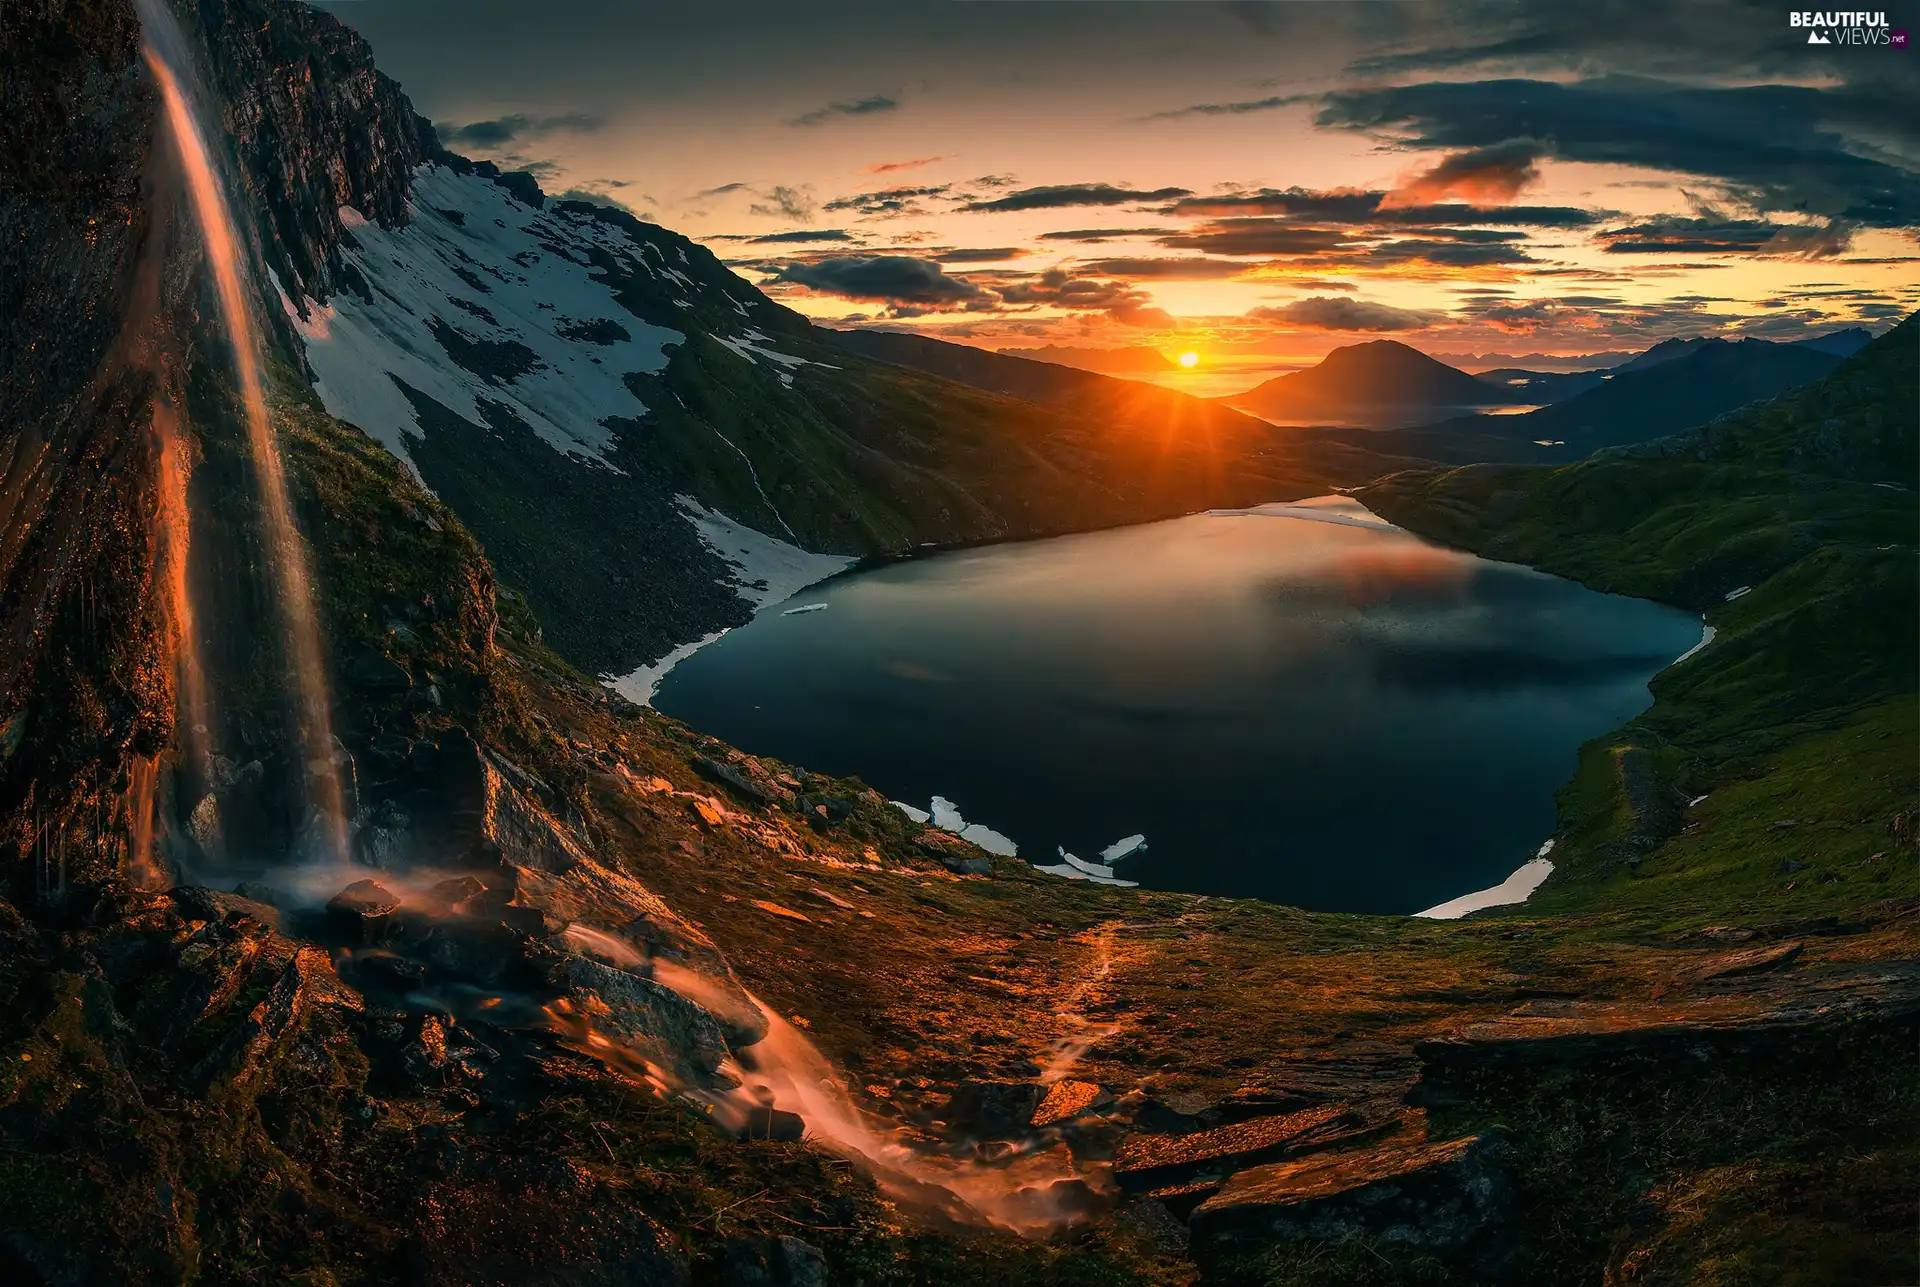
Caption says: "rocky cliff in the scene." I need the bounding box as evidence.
[186,0,434,303]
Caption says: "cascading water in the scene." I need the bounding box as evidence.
[137,0,349,864]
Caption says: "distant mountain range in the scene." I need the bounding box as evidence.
[1414,338,1848,458]
[1218,339,1523,428]
[993,344,1176,374]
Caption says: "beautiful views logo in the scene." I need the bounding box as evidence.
[1788,10,1900,43]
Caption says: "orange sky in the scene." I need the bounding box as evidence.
[325,1,1920,381]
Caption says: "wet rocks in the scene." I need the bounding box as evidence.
[557,956,733,1085]
[941,1079,1043,1137]
[327,879,402,942]
[1032,1078,1113,1128]
[738,1105,807,1143]
[1189,1132,1511,1255]
[342,649,413,692]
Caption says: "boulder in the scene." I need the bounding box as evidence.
[558,956,734,1086]
[942,1080,1044,1138]
[1189,1132,1510,1256]
[1114,1102,1357,1193]
[342,649,412,692]
[1031,1079,1113,1128]
[717,1235,827,1287]
[738,1105,807,1143]
[326,879,402,942]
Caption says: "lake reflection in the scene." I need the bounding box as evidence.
[653,499,1702,913]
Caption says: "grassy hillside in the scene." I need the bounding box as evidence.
[1362,314,1918,925]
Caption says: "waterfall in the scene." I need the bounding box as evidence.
[137,0,349,864]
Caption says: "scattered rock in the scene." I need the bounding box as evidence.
[737,1105,806,1142]
[942,1080,1044,1138]
[804,886,856,911]
[1189,1132,1511,1257]
[1114,1102,1358,1193]
[327,879,402,942]
[1778,857,1810,874]
[717,1234,827,1287]
[751,900,811,924]
[1031,1079,1113,1128]
[343,650,412,692]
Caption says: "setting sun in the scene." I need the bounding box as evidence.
[1177,351,1200,368]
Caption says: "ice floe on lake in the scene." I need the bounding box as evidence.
[1416,839,1555,919]
[781,603,830,616]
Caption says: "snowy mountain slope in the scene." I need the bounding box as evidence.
[270,157,1413,684]
[283,164,689,471]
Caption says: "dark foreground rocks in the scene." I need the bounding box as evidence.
[1189,1131,1511,1253]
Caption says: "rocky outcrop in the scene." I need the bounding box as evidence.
[0,0,183,903]
[1188,1132,1511,1255]
[187,0,434,303]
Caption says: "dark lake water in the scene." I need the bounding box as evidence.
[653,499,1703,914]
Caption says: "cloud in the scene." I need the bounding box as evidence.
[864,156,946,174]
[1035,227,1177,242]
[1163,187,1597,227]
[824,184,955,217]
[1249,297,1442,332]
[1077,257,1251,280]
[749,185,816,221]
[998,267,1172,326]
[932,247,1031,263]
[788,94,900,128]
[1597,216,1857,257]
[1384,140,1544,206]
[1315,78,1920,227]
[1143,93,1310,121]
[962,183,1195,213]
[691,182,751,200]
[1155,221,1361,257]
[749,229,857,244]
[437,112,602,149]
[773,255,993,307]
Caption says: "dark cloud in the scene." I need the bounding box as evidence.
[436,111,602,148]
[1143,93,1310,121]
[748,185,816,221]
[1157,220,1359,257]
[1077,257,1251,280]
[1250,296,1442,331]
[787,93,900,127]
[1597,216,1857,257]
[999,268,1172,326]
[1315,78,1920,227]
[1387,140,1544,204]
[1035,227,1177,242]
[824,185,954,217]
[691,181,751,200]
[962,183,1195,213]
[932,247,1031,263]
[750,229,857,243]
[773,255,992,307]
[1163,188,1597,227]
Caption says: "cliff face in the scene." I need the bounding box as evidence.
[187,0,434,302]
[0,0,181,906]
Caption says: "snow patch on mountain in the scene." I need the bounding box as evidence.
[715,329,840,388]
[281,164,686,477]
[678,496,853,610]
